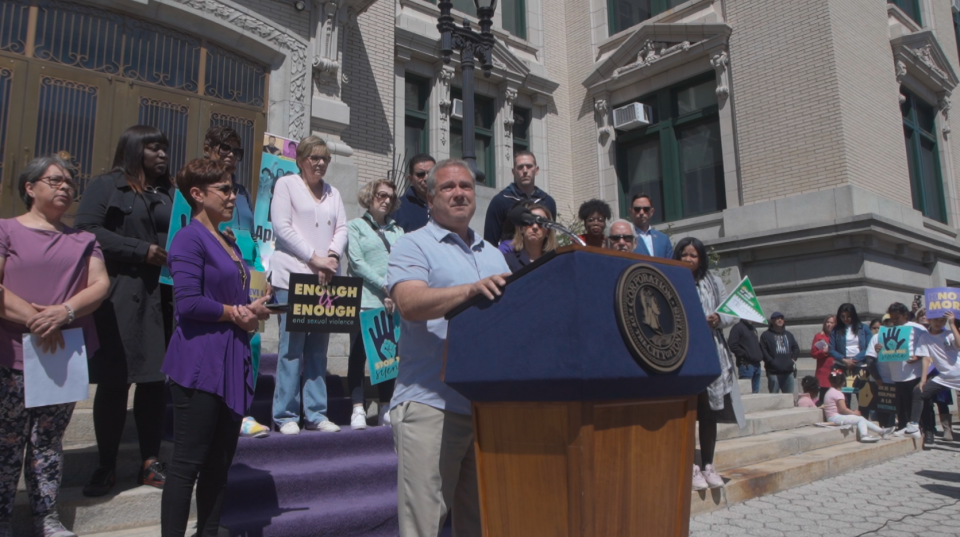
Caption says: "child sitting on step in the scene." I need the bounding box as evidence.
[823,371,895,443]
[797,376,819,408]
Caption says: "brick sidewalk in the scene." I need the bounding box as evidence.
[690,440,960,537]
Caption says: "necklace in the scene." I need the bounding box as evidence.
[206,226,247,288]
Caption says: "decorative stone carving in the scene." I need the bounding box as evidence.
[613,40,694,79]
[503,88,518,160]
[595,99,615,143]
[710,50,729,99]
[940,97,951,139]
[314,1,340,83]
[896,61,907,104]
[437,67,455,147]
[172,0,309,138]
[912,45,949,81]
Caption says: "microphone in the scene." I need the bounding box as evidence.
[506,204,586,247]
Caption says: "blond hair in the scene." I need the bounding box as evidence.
[512,203,558,254]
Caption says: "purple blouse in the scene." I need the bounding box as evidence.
[162,219,253,419]
[0,219,103,370]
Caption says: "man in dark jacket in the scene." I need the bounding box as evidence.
[728,319,763,394]
[760,312,800,394]
[393,154,435,233]
[483,151,557,247]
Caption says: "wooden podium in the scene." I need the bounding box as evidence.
[444,247,721,537]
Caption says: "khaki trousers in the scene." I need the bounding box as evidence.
[390,401,482,537]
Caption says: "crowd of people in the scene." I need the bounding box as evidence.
[0,124,955,537]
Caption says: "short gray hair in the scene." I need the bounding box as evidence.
[608,219,635,236]
[426,159,475,196]
[18,155,74,209]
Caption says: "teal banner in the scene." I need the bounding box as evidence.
[360,308,401,385]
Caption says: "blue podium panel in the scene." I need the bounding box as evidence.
[444,248,721,402]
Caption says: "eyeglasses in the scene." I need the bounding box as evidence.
[38,175,78,195]
[413,171,428,178]
[374,191,397,202]
[307,155,330,164]
[218,143,245,161]
[207,184,235,196]
[609,234,635,242]
[631,206,653,213]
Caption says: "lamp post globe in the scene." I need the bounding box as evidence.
[474,0,497,12]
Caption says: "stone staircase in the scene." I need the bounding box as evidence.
[692,391,920,515]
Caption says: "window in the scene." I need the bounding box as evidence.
[901,89,946,223]
[615,75,725,223]
[608,0,686,36]
[890,0,922,25]
[512,106,531,159]
[404,74,431,162]
[451,87,496,186]
[501,0,526,39]
[954,9,960,60]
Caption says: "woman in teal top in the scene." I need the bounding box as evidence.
[346,179,404,429]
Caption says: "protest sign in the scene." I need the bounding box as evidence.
[285,274,363,333]
[878,326,911,362]
[925,287,960,319]
[254,152,299,271]
[858,381,897,416]
[160,189,192,285]
[360,308,401,385]
[716,276,767,324]
[22,328,89,408]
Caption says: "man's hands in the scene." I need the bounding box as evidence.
[470,274,510,300]
[146,244,168,267]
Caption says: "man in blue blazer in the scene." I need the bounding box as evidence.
[630,193,673,258]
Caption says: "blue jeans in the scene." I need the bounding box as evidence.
[273,289,331,426]
[767,373,795,394]
[739,363,761,394]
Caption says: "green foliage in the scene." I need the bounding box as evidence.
[555,205,585,247]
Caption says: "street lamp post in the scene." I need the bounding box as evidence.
[437,0,497,183]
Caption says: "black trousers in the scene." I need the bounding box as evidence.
[895,379,923,430]
[93,381,164,468]
[347,333,395,406]
[161,382,241,537]
[696,392,718,466]
[910,380,944,431]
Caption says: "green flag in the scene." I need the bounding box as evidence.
[716,276,766,324]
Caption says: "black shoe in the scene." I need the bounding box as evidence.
[137,460,167,489]
[924,430,935,450]
[82,466,116,497]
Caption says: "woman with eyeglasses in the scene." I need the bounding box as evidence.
[160,158,274,537]
[75,125,175,497]
[577,199,611,249]
[503,201,558,273]
[345,179,404,429]
[0,155,110,537]
[269,136,347,435]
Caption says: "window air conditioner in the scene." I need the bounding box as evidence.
[452,99,464,119]
[612,103,653,131]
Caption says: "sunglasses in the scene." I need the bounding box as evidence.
[374,191,397,202]
[307,155,330,164]
[207,184,235,196]
[631,206,653,213]
[218,143,245,161]
[414,171,428,178]
[609,234,635,242]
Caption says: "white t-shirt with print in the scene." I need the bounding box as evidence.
[915,330,960,391]
[865,322,927,383]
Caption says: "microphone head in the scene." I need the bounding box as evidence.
[507,204,535,227]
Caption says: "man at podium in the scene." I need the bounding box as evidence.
[385,159,510,537]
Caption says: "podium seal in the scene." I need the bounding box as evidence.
[614,264,689,373]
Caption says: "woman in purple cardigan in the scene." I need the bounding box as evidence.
[159,159,273,537]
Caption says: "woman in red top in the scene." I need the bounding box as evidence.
[811,315,836,403]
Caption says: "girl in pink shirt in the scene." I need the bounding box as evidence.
[797,376,819,408]
[824,371,894,442]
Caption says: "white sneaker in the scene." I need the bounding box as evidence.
[893,427,907,437]
[351,407,368,430]
[702,464,724,488]
[860,435,881,443]
[378,404,392,426]
[904,423,922,439]
[880,426,896,439]
[306,420,341,433]
[691,465,708,491]
[279,422,300,435]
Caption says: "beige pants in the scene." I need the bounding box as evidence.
[390,401,482,537]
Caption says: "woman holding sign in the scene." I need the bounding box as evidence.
[160,158,274,537]
[269,136,348,435]
[0,155,110,536]
[75,126,174,497]
[673,237,745,491]
[346,179,404,429]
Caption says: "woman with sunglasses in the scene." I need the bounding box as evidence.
[346,179,404,429]
[503,201,558,273]
[0,155,110,537]
[160,158,274,537]
[269,136,347,435]
[75,125,175,497]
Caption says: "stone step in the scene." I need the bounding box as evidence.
[13,484,194,535]
[18,441,175,491]
[696,407,824,443]
[64,408,138,446]
[690,436,919,516]
[739,393,794,414]
[702,425,855,471]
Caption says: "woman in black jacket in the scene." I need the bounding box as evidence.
[75,125,174,497]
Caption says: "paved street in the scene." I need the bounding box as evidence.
[690,439,960,537]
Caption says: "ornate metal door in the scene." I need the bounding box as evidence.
[0,56,27,217]
[201,99,265,194]
[127,84,202,180]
